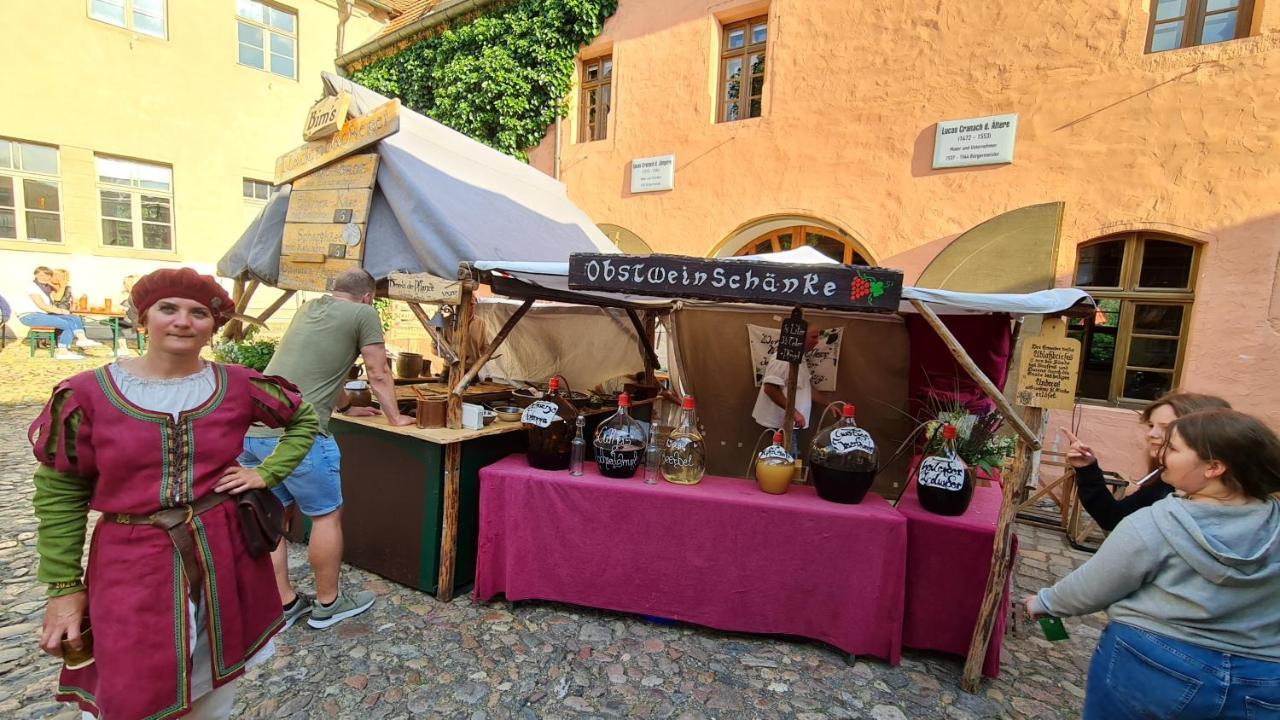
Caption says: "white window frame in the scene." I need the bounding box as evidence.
[242,178,277,202]
[0,138,64,244]
[236,0,298,80]
[88,0,168,39]
[96,156,176,253]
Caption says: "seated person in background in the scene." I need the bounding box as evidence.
[1062,391,1231,531]
[48,268,74,311]
[752,327,833,434]
[15,266,100,360]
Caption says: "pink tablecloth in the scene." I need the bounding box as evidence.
[897,478,1016,678]
[475,457,907,663]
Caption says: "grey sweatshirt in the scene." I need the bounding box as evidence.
[1034,495,1280,662]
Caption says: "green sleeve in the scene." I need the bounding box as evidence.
[247,377,319,487]
[356,304,385,348]
[34,467,92,597]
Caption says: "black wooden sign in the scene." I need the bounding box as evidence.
[568,254,903,312]
[777,314,807,363]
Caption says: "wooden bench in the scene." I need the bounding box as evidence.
[26,327,58,357]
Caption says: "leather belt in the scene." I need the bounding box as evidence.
[102,492,231,606]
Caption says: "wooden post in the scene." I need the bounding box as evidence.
[446,268,475,430]
[436,441,462,602]
[961,405,1044,692]
[405,301,458,365]
[221,277,256,340]
[625,308,661,380]
[781,362,800,455]
[451,298,533,397]
[643,312,659,385]
[254,289,296,327]
[909,299,1040,451]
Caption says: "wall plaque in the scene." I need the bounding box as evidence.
[932,113,1017,169]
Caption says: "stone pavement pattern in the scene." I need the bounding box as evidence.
[0,360,1104,719]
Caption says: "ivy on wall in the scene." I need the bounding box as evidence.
[351,0,617,161]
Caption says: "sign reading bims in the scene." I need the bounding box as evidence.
[932,113,1017,169]
[630,155,675,193]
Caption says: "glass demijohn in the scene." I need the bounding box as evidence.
[661,396,706,485]
[594,392,647,478]
[808,404,878,504]
[916,423,974,516]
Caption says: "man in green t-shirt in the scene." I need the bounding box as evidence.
[238,268,413,630]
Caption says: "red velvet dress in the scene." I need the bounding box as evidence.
[29,363,304,720]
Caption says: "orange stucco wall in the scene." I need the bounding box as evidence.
[528,0,1280,478]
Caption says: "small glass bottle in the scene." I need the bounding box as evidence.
[661,396,706,485]
[916,423,975,516]
[808,403,878,504]
[643,424,661,485]
[594,392,647,479]
[569,415,586,476]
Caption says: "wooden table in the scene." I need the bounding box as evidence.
[79,310,131,356]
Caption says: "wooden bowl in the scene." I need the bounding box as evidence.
[490,405,523,422]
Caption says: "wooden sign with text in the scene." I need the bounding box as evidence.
[285,189,373,225]
[275,99,399,184]
[568,253,902,312]
[387,271,463,304]
[278,257,362,292]
[282,223,365,261]
[1014,319,1081,410]
[303,92,351,141]
[777,315,808,363]
[291,153,379,191]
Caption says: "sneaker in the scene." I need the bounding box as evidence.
[281,592,313,630]
[307,590,375,629]
[74,337,103,348]
[55,349,83,361]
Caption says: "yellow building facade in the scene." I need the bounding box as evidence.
[0,0,393,311]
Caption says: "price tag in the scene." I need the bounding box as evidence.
[777,315,808,364]
[918,456,967,491]
[759,445,793,462]
[521,400,562,428]
[830,427,874,454]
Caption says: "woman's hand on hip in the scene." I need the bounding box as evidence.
[41,591,87,657]
[215,466,267,495]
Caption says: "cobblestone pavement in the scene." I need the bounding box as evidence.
[0,388,1103,719]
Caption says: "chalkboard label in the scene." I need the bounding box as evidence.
[759,445,793,462]
[831,427,875,455]
[777,315,808,364]
[522,400,562,428]
[918,456,967,491]
[568,254,902,312]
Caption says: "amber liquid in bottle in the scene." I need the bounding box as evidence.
[661,396,705,485]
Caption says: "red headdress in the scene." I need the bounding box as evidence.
[130,268,236,328]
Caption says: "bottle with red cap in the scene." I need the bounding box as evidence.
[808,403,878,503]
[661,396,705,485]
[522,376,579,470]
[915,423,974,516]
[594,392,647,478]
[755,430,794,495]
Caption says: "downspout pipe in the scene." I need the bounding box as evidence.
[337,0,502,72]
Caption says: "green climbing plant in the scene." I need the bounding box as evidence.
[351,0,617,161]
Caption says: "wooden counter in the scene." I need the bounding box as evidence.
[331,412,525,444]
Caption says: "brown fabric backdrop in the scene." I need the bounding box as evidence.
[671,306,916,500]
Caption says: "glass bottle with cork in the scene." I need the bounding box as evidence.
[808,403,878,504]
[915,423,975,516]
[594,392,647,478]
[661,396,705,485]
[522,377,579,470]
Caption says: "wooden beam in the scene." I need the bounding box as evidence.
[451,298,533,398]
[255,289,296,327]
[908,299,1040,451]
[446,270,474,430]
[962,406,1044,692]
[435,441,462,602]
[405,301,458,364]
[235,279,261,314]
[643,312,658,385]
[624,308,661,377]
[221,278,260,341]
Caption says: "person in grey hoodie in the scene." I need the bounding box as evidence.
[1028,409,1280,719]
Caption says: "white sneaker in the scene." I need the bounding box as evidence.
[55,350,83,361]
[74,337,103,348]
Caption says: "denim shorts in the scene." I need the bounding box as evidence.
[239,434,342,517]
[1085,622,1280,719]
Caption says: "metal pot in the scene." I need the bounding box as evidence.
[396,352,424,379]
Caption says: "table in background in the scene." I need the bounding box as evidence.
[897,478,1016,678]
[475,457,908,664]
[79,310,130,356]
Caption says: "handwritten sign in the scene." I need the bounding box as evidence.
[831,427,875,455]
[1014,322,1081,410]
[275,99,399,185]
[630,154,675,193]
[277,257,361,292]
[759,445,793,462]
[291,153,379,191]
[282,223,365,260]
[568,254,902,312]
[386,271,463,304]
[303,92,351,141]
[918,456,968,491]
[285,189,372,224]
[777,315,808,364]
[595,445,644,474]
[748,325,842,392]
[521,400,562,428]
[932,113,1017,169]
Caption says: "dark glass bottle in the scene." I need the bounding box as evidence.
[523,377,577,470]
[594,392,647,479]
[916,423,974,516]
[808,404,878,504]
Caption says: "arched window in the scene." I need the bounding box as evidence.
[732,225,870,265]
[1069,233,1199,404]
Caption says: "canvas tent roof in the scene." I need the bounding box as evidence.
[217,73,618,285]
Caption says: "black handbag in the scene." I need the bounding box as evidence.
[235,489,286,557]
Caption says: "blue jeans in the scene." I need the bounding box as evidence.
[19,312,85,348]
[1086,622,1280,719]
[239,434,343,517]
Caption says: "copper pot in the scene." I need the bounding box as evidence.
[396,352,424,379]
